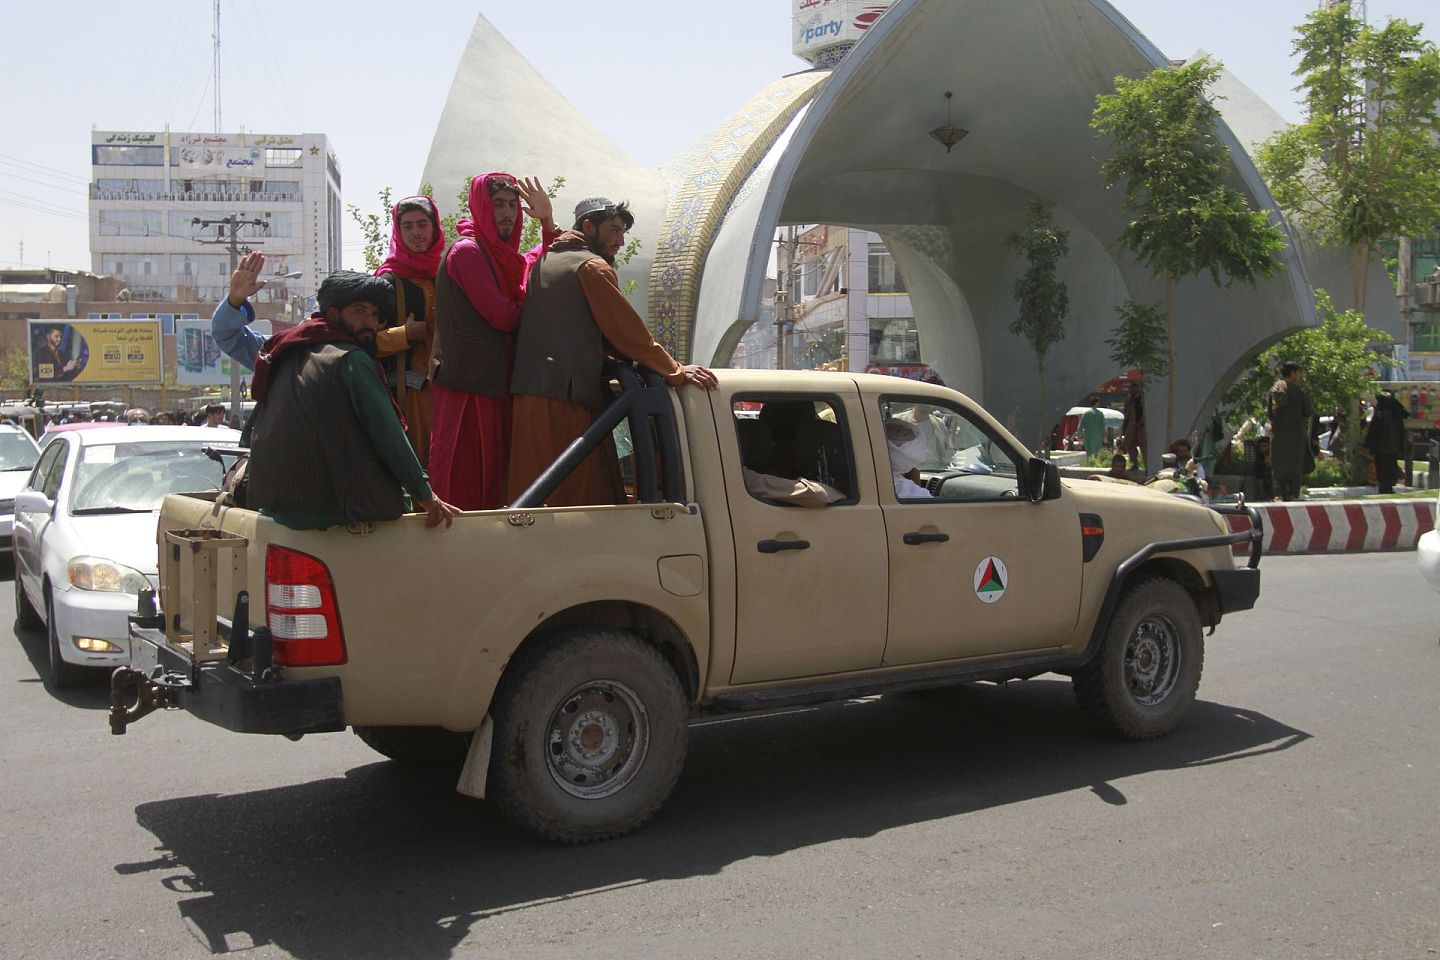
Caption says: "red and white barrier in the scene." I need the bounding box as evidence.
[1225,499,1436,555]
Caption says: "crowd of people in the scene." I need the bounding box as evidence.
[3,402,239,430]
[211,173,717,531]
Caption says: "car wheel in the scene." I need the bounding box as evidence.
[488,627,688,843]
[1072,577,1203,740]
[352,725,470,771]
[14,569,41,630]
[46,593,90,690]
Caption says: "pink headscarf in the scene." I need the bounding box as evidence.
[455,172,527,301]
[376,194,444,281]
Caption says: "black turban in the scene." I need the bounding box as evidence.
[316,271,395,325]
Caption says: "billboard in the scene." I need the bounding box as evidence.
[28,320,163,386]
[172,318,269,385]
[792,0,893,62]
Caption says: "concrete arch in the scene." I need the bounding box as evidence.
[705,0,1324,446]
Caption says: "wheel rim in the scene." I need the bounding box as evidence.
[544,679,650,800]
[1124,615,1181,707]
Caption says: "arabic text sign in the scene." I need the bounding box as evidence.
[28,320,163,386]
[178,145,262,174]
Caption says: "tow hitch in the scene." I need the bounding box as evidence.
[109,665,189,735]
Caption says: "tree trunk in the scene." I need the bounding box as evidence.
[1352,245,1368,314]
[1165,273,1177,457]
[1038,357,1048,455]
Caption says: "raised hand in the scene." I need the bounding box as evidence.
[515,176,555,230]
[227,251,268,308]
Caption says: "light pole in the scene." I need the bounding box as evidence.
[191,214,267,417]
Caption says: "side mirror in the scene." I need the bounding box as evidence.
[1027,457,1062,502]
[13,490,54,516]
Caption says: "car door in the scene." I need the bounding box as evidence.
[715,385,890,685]
[873,394,1082,665]
[15,439,68,601]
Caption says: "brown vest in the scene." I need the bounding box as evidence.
[247,342,405,522]
[429,243,512,396]
[511,246,608,411]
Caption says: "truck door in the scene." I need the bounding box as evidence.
[714,386,889,684]
[871,394,1082,665]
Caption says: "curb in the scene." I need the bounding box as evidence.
[1224,500,1435,555]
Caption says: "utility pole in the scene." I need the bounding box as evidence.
[192,215,267,415]
[212,0,222,134]
[775,226,798,370]
[1398,236,1413,379]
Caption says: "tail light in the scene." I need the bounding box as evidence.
[265,545,347,666]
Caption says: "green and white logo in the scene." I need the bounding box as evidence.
[973,556,1008,604]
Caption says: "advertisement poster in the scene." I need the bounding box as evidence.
[28,319,162,386]
[173,318,269,385]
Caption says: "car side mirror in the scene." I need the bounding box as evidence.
[13,490,53,516]
[1027,457,1062,502]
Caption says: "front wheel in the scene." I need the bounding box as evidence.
[488,628,688,843]
[14,569,41,630]
[1072,577,1203,740]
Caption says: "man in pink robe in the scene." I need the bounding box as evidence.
[427,173,559,509]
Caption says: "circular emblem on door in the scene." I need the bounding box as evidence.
[973,556,1008,604]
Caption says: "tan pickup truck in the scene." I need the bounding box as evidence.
[112,365,1261,843]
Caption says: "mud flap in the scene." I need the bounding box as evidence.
[456,714,494,799]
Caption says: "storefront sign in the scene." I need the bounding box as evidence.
[101,132,158,144]
[792,0,893,58]
[28,320,163,386]
[179,145,262,174]
[173,319,270,384]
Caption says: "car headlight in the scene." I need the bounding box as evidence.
[68,557,152,594]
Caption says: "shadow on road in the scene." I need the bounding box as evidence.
[119,681,1309,959]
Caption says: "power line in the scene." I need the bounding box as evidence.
[0,171,86,195]
[0,153,90,184]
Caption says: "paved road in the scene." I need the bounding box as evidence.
[0,553,1436,960]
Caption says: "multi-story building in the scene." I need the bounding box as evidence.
[775,224,918,373]
[88,130,342,308]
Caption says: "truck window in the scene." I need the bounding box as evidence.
[879,397,1023,501]
[732,397,854,504]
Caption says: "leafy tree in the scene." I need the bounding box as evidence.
[1092,56,1288,448]
[1004,198,1070,451]
[346,187,394,272]
[0,347,31,393]
[1221,289,1393,428]
[1106,300,1170,380]
[1257,3,1440,313]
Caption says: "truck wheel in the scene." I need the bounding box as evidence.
[352,725,469,770]
[1072,577,1203,740]
[488,628,688,843]
[46,594,90,690]
[14,571,40,630]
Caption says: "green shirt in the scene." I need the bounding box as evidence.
[264,350,432,530]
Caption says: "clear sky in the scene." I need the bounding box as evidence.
[1,0,1435,274]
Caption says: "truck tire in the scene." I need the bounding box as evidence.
[14,571,41,630]
[1072,577,1203,740]
[46,594,90,690]
[352,725,470,770]
[488,627,688,844]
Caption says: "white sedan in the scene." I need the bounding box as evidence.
[12,425,241,687]
[0,424,42,555]
[1419,489,1440,593]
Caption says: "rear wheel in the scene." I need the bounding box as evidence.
[1072,577,1203,740]
[488,628,688,843]
[352,725,470,770]
[46,593,91,689]
[14,569,40,630]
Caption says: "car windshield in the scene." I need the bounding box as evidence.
[70,442,226,513]
[0,432,38,472]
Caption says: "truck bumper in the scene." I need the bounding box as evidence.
[1210,567,1261,614]
[112,624,346,737]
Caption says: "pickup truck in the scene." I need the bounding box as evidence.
[112,365,1261,843]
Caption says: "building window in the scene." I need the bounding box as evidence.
[93,145,164,166]
[98,210,163,236]
[868,243,907,294]
[266,148,303,168]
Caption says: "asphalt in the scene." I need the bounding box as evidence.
[0,552,1436,959]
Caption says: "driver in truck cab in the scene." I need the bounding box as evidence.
[245,271,460,530]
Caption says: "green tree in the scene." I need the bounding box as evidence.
[1092,56,1288,449]
[1221,289,1392,427]
[1106,300,1171,380]
[1004,198,1070,451]
[1257,4,1440,313]
[0,347,31,393]
[346,186,394,272]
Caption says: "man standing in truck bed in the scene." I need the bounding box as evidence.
[507,197,717,506]
[246,271,458,530]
